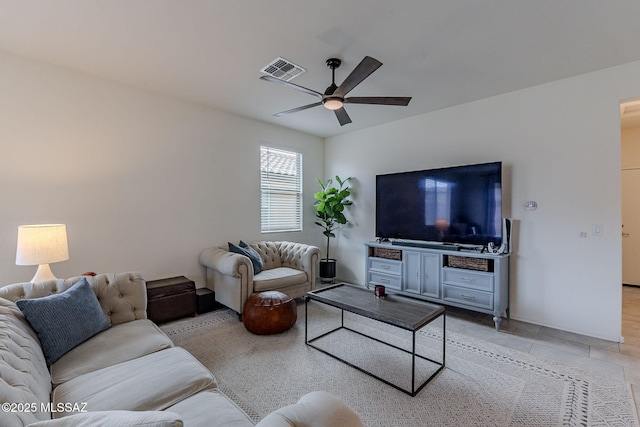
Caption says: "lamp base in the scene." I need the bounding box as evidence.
[30,263,57,283]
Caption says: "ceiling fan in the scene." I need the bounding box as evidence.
[260,56,412,126]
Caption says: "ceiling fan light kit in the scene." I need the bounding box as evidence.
[323,97,344,110]
[260,55,412,126]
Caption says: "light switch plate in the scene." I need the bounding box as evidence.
[592,224,603,236]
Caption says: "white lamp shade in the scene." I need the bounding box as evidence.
[16,224,69,266]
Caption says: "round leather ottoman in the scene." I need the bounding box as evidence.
[242,291,297,335]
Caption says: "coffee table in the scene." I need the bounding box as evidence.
[305,283,445,396]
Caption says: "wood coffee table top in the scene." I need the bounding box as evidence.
[306,283,444,331]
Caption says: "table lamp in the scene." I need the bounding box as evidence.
[16,224,69,283]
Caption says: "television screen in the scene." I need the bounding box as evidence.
[376,162,502,246]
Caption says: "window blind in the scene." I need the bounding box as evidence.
[260,146,303,233]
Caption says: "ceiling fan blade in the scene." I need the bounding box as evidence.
[273,102,323,117]
[260,75,323,99]
[345,96,412,106]
[334,107,352,126]
[334,56,383,98]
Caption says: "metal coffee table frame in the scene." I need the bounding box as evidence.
[305,283,445,396]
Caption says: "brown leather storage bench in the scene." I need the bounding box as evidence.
[146,276,196,323]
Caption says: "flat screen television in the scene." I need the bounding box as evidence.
[376,161,502,247]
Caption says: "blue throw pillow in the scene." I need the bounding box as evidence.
[16,277,111,365]
[229,241,264,274]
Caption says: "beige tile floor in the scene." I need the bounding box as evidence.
[444,285,640,417]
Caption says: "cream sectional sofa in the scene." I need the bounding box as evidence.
[199,241,321,314]
[0,272,363,427]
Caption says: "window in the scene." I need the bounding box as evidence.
[260,146,303,232]
[423,178,452,225]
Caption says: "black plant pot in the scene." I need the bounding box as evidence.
[319,259,337,283]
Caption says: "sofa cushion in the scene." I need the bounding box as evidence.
[52,347,216,418]
[51,319,173,386]
[229,242,264,274]
[26,410,183,427]
[16,278,111,365]
[253,267,307,292]
[166,390,254,427]
[0,298,51,427]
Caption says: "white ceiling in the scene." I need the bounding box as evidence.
[2,0,640,137]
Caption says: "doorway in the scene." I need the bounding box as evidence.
[620,99,640,344]
[622,168,640,286]
[621,99,640,285]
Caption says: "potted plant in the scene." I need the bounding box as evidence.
[314,175,353,282]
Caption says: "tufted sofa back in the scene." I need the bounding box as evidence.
[250,241,282,270]
[0,298,52,426]
[249,241,311,271]
[277,241,311,271]
[0,272,147,326]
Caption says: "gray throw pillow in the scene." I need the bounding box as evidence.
[239,240,265,274]
[16,277,111,365]
[229,241,264,274]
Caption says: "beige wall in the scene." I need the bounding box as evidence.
[325,61,640,341]
[0,52,324,286]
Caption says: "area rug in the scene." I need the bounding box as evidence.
[161,303,638,427]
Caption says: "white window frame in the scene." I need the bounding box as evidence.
[260,145,303,233]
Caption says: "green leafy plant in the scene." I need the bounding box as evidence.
[314,175,353,261]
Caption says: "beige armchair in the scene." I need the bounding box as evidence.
[199,241,321,314]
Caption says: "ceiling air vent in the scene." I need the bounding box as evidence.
[260,57,305,81]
